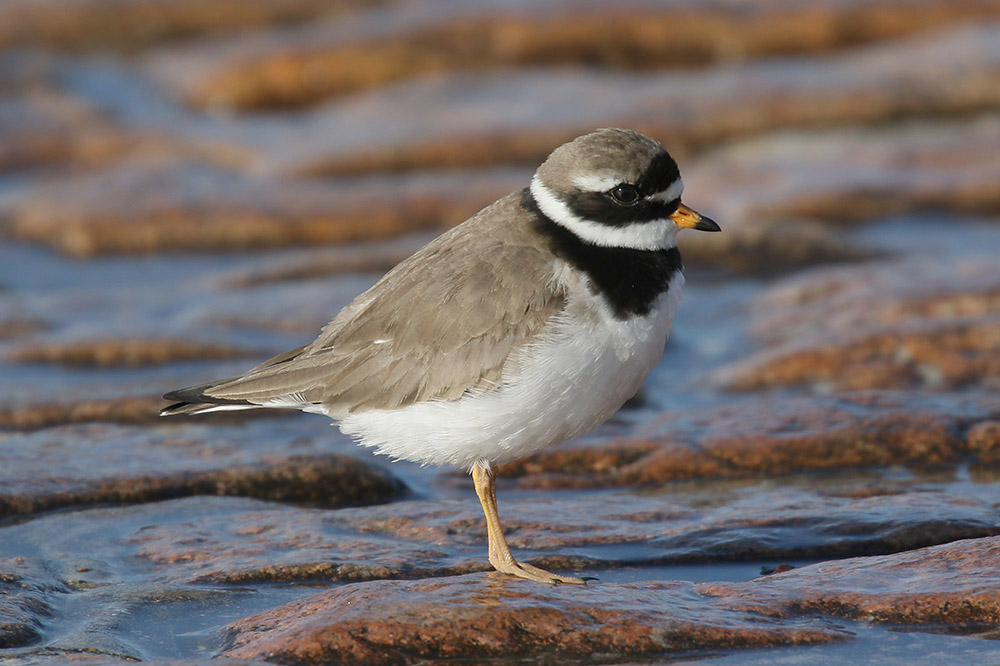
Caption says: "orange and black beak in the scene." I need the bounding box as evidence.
[670,203,721,232]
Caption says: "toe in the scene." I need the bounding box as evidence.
[518,561,589,585]
[492,560,590,585]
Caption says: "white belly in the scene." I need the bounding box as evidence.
[339,272,684,470]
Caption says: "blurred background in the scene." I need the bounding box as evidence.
[1,0,1000,663]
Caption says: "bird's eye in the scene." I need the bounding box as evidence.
[609,184,640,206]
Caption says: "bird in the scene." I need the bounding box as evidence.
[161,128,720,584]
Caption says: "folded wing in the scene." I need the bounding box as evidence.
[162,198,565,417]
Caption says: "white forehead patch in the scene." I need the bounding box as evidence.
[571,173,622,192]
[652,178,684,203]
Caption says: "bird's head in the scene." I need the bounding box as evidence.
[530,128,720,250]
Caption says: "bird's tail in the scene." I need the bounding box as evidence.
[160,379,260,417]
[160,343,316,417]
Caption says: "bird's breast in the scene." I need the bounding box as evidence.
[338,271,683,469]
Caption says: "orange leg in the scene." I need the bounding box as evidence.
[472,464,587,585]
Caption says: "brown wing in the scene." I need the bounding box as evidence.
[200,194,565,414]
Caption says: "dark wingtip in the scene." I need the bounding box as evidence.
[160,401,192,417]
[161,379,254,415]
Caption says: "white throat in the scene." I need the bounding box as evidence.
[530,175,679,251]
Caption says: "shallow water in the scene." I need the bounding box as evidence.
[2,201,999,662]
[4,462,1000,662]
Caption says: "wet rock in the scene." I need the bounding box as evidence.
[713,256,1000,391]
[128,503,485,584]
[684,217,867,275]
[0,558,66,649]
[0,396,177,430]
[0,422,405,517]
[500,392,1000,487]
[130,481,1000,585]
[322,483,1000,563]
[220,233,435,287]
[235,24,1000,175]
[968,422,1000,463]
[0,656,134,665]
[716,317,1000,392]
[5,160,522,256]
[0,0,379,51]
[742,255,1000,346]
[719,126,1000,226]
[148,0,1000,111]
[219,536,1000,664]
[0,318,46,341]
[0,92,127,173]
[5,338,263,368]
[680,118,1000,271]
[0,52,54,91]
[1,153,863,270]
[193,276,372,336]
[0,59,240,175]
[219,574,845,664]
[5,658,270,666]
[700,536,1000,625]
[11,119,993,270]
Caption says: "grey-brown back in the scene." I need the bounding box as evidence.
[191,192,566,414]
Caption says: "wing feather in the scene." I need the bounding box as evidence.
[200,194,565,414]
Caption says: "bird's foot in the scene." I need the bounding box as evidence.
[491,558,591,585]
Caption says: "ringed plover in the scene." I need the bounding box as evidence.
[162,128,720,584]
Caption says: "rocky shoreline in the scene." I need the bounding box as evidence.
[2,1,999,664]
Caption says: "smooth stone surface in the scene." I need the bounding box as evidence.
[0,319,45,341]
[127,478,1000,584]
[218,536,1000,664]
[0,422,405,517]
[0,396,174,430]
[0,0,379,51]
[500,392,1000,487]
[1,3,998,662]
[713,255,1000,391]
[4,161,523,256]
[0,248,377,417]
[189,275,376,336]
[0,91,126,173]
[0,55,244,174]
[707,122,1000,226]
[4,649,271,666]
[969,422,1000,463]
[700,535,1000,625]
[9,116,996,271]
[716,317,1000,392]
[219,574,846,664]
[234,24,1000,175]
[20,114,998,270]
[744,255,1000,346]
[219,233,436,287]
[680,118,1000,271]
[5,338,262,368]
[146,0,1000,110]
[676,628,1000,666]
[1,155,864,270]
[129,502,486,584]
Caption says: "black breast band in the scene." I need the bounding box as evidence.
[521,189,682,320]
